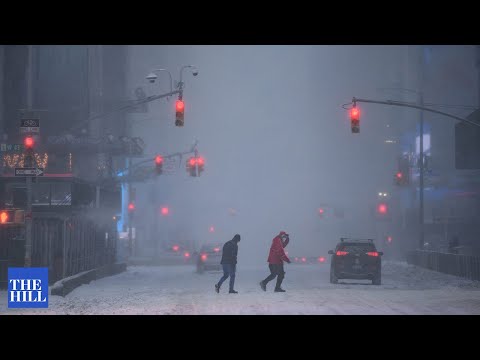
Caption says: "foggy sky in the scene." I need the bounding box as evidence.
[124,45,477,265]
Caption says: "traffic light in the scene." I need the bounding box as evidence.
[0,209,25,225]
[155,155,164,175]
[186,156,205,177]
[375,202,391,221]
[160,206,169,216]
[24,136,34,149]
[197,156,205,175]
[24,136,35,167]
[175,99,185,127]
[318,208,325,218]
[394,156,410,186]
[186,156,197,176]
[350,107,360,133]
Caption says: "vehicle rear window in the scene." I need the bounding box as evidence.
[338,243,376,253]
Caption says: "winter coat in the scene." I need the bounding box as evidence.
[220,239,238,265]
[267,235,290,264]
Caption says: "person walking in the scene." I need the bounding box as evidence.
[215,234,241,294]
[259,231,291,292]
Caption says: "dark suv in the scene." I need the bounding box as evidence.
[328,238,383,285]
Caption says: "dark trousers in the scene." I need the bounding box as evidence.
[262,263,285,289]
[217,264,236,291]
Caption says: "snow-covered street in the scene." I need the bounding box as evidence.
[2,261,480,314]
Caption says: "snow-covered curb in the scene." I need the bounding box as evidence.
[51,263,127,297]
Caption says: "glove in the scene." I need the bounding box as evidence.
[286,259,291,264]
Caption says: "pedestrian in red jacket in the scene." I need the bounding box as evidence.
[259,231,291,292]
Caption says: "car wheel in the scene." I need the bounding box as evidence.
[330,270,338,284]
[372,272,381,285]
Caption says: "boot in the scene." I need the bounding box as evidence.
[215,284,220,293]
[274,287,286,292]
[259,281,266,291]
[229,289,238,294]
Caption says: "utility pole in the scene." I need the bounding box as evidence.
[24,45,34,267]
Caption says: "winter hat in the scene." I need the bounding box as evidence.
[233,234,241,242]
[279,231,287,236]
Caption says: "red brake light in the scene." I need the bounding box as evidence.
[184,252,190,258]
[301,257,306,262]
[213,247,220,252]
[367,251,379,257]
[172,245,179,252]
[318,257,325,263]
[201,254,207,261]
[336,251,348,256]
[294,257,298,262]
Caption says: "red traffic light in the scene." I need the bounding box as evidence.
[161,207,169,216]
[128,203,135,212]
[319,208,324,214]
[377,203,388,214]
[24,136,34,149]
[155,155,163,165]
[176,100,185,112]
[197,157,205,166]
[209,226,215,233]
[0,211,9,224]
[396,172,403,179]
[387,236,392,243]
[188,157,196,166]
[350,107,360,120]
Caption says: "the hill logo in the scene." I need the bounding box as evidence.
[8,268,48,308]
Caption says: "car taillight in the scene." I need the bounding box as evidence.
[172,245,179,252]
[213,247,220,252]
[336,251,348,256]
[294,257,298,262]
[301,257,306,262]
[184,252,190,258]
[367,251,379,257]
[201,254,207,261]
[318,257,325,263]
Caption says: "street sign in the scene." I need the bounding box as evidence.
[20,119,40,133]
[14,167,44,177]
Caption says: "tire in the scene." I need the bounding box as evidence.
[372,272,381,285]
[330,270,338,284]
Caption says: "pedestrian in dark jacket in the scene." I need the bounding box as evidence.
[259,231,291,292]
[215,234,241,294]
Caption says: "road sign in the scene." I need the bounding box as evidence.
[14,168,44,177]
[20,119,40,133]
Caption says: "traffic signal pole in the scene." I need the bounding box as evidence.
[24,45,34,268]
[350,96,480,250]
[351,97,480,128]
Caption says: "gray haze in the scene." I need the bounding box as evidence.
[125,45,477,265]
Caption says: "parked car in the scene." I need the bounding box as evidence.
[196,243,223,273]
[328,238,383,285]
